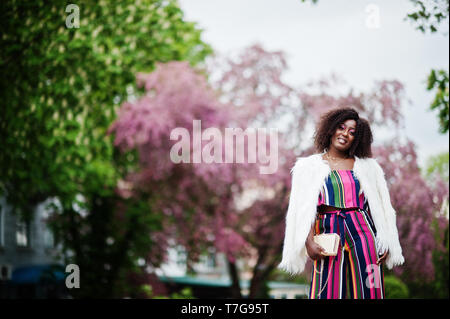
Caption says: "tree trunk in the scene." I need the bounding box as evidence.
[227,258,242,298]
[248,243,282,298]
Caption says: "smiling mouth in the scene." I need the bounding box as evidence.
[337,137,347,144]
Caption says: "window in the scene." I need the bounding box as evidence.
[206,250,217,268]
[42,202,56,248]
[43,227,55,248]
[16,218,30,247]
[176,246,187,266]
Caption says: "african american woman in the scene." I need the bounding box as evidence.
[278,107,404,299]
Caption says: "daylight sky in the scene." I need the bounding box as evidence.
[178,0,449,167]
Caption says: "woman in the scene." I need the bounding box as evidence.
[278,107,404,299]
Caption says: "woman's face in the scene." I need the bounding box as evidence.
[329,119,356,153]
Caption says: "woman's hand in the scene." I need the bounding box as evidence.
[376,251,389,265]
[306,238,325,260]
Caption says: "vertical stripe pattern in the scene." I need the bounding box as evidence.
[309,209,384,299]
[310,170,384,299]
[318,170,366,210]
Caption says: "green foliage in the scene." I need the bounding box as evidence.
[168,287,196,299]
[0,0,213,298]
[406,0,449,34]
[430,216,449,298]
[139,284,154,298]
[427,69,449,134]
[152,287,196,299]
[384,276,410,299]
[424,151,449,182]
[136,284,195,299]
[0,0,213,213]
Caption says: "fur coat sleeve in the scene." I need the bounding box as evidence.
[371,159,405,269]
[277,157,319,276]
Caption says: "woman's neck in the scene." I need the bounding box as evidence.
[326,147,349,159]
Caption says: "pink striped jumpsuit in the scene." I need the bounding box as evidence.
[309,169,385,299]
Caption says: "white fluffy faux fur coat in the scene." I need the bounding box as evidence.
[278,150,405,276]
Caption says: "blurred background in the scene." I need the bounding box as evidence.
[0,0,448,299]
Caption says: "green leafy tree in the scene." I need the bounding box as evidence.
[427,70,449,134]
[405,0,449,34]
[424,151,449,182]
[406,0,449,134]
[0,0,212,298]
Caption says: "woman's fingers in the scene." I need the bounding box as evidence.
[316,245,325,258]
[376,251,388,265]
[311,250,324,260]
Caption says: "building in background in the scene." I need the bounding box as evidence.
[0,196,68,298]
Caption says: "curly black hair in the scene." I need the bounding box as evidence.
[313,107,373,158]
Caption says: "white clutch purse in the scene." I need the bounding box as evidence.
[312,233,340,256]
[308,233,341,297]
